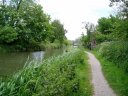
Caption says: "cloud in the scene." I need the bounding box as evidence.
[39,0,113,40]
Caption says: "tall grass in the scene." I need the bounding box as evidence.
[0,49,92,96]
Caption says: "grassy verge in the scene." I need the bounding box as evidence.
[75,52,92,96]
[0,48,92,96]
[93,51,128,96]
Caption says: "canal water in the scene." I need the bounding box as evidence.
[0,49,64,76]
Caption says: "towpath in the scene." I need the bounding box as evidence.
[86,52,116,96]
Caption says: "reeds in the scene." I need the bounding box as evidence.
[0,49,88,96]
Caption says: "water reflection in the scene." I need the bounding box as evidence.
[31,51,45,61]
[0,52,29,76]
[0,48,64,76]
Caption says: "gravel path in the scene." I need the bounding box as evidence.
[86,52,116,96]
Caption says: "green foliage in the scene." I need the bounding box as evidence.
[0,49,92,96]
[97,17,116,35]
[0,26,17,43]
[94,15,128,43]
[110,20,128,40]
[93,32,112,44]
[41,40,62,49]
[96,41,128,72]
[96,15,128,41]
[63,39,71,46]
[80,22,96,49]
[0,0,67,51]
[108,1,128,40]
[51,20,66,44]
[93,31,114,45]
[80,35,88,47]
[84,22,95,41]
[90,2,128,96]
[94,51,128,96]
[14,2,53,50]
[75,52,92,96]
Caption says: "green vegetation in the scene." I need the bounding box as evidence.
[80,1,128,96]
[80,0,128,72]
[75,50,92,96]
[93,50,128,96]
[96,42,128,72]
[0,49,92,96]
[0,0,67,52]
[81,1,128,47]
[81,22,96,49]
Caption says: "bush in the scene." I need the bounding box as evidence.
[96,41,128,72]
[0,49,89,96]
[0,26,18,43]
[94,32,112,44]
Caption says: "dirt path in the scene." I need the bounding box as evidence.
[86,52,116,96]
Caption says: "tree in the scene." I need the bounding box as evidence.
[97,17,113,35]
[0,26,17,43]
[109,0,128,6]
[51,20,66,44]
[110,19,128,40]
[0,0,55,51]
[15,1,53,50]
[80,33,88,47]
[0,0,67,51]
[81,22,96,49]
[84,22,95,41]
[110,0,128,19]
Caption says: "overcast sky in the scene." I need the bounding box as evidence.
[39,0,113,40]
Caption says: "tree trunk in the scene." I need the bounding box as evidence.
[17,0,22,10]
[2,0,5,5]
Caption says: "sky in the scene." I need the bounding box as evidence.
[39,0,113,40]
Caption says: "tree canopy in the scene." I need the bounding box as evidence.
[0,0,67,51]
[80,2,128,48]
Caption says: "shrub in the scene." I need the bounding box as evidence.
[0,26,18,43]
[96,41,128,72]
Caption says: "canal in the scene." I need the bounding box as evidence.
[0,48,64,76]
